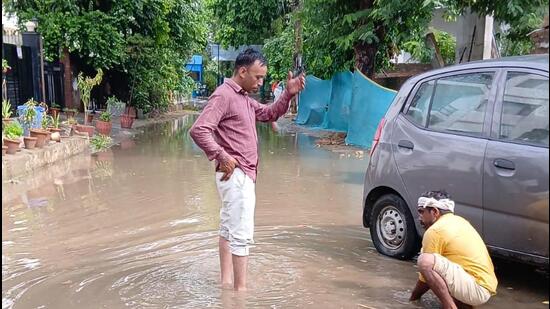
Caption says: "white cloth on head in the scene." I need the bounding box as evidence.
[417,197,455,213]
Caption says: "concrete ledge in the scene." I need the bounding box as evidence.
[2,136,90,179]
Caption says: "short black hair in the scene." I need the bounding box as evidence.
[234,48,267,71]
[421,190,451,200]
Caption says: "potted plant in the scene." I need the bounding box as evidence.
[3,121,23,154]
[23,135,37,149]
[49,114,62,132]
[2,100,13,131]
[77,69,103,126]
[41,114,53,142]
[63,107,77,119]
[106,96,126,117]
[50,102,61,118]
[30,128,49,148]
[95,111,112,135]
[120,105,135,129]
[120,113,135,129]
[18,99,40,136]
[48,113,62,142]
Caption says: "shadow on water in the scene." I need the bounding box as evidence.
[2,116,548,309]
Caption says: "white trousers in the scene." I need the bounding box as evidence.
[216,168,256,256]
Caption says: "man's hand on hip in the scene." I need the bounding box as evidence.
[219,155,238,181]
[286,71,306,96]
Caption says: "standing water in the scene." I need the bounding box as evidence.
[2,116,547,308]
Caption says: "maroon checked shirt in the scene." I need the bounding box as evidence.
[190,78,293,182]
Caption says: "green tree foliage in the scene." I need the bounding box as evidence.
[211,0,548,79]
[5,0,208,112]
[403,28,457,65]
[263,17,295,82]
[208,0,288,48]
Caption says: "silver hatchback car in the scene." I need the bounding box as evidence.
[363,55,549,268]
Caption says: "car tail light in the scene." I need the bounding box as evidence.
[370,118,386,157]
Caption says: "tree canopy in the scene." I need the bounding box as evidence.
[210,0,548,79]
[5,0,209,112]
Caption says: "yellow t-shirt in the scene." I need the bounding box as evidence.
[419,213,498,295]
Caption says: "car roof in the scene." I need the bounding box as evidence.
[408,54,549,84]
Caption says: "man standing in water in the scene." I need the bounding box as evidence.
[190,48,305,291]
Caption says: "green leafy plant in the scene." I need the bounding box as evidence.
[90,134,113,152]
[2,59,10,73]
[64,117,78,126]
[3,121,23,139]
[51,102,61,109]
[2,99,13,119]
[77,69,103,125]
[106,96,125,116]
[403,29,457,65]
[19,98,38,127]
[99,111,111,122]
[42,115,53,129]
[51,113,61,129]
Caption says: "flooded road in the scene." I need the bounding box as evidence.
[2,116,548,308]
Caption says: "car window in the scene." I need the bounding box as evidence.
[499,72,549,147]
[405,80,435,127]
[428,73,494,135]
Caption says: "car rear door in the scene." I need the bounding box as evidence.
[392,69,499,231]
[483,69,549,260]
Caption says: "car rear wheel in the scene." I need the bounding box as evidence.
[369,194,420,260]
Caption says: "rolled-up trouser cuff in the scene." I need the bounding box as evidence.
[219,224,253,256]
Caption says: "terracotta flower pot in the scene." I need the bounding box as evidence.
[95,120,112,136]
[2,145,7,155]
[3,138,20,154]
[30,129,50,148]
[23,136,38,149]
[65,111,76,119]
[120,114,135,129]
[75,124,95,137]
[50,108,60,118]
[86,113,94,124]
[2,118,13,127]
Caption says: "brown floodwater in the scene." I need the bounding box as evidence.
[2,116,548,309]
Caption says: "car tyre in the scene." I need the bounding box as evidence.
[369,194,420,260]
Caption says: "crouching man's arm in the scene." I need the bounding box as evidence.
[410,279,430,301]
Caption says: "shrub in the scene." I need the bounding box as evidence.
[99,111,112,122]
[3,121,23,139]
[90,134,113,152]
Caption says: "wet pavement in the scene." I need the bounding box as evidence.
[2,116,548,308]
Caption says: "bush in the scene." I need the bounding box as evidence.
[106,96,125,117]
[90,134,112,152]
[99,111,112,122]
[3,121,23,139]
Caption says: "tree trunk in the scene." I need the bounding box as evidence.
[60,48,74,109]
[354,42,378,78]
[290,0,303,114]
[354,0,379,79]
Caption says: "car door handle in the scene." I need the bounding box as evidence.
[493,159,515,170]
[398,140,414,150]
